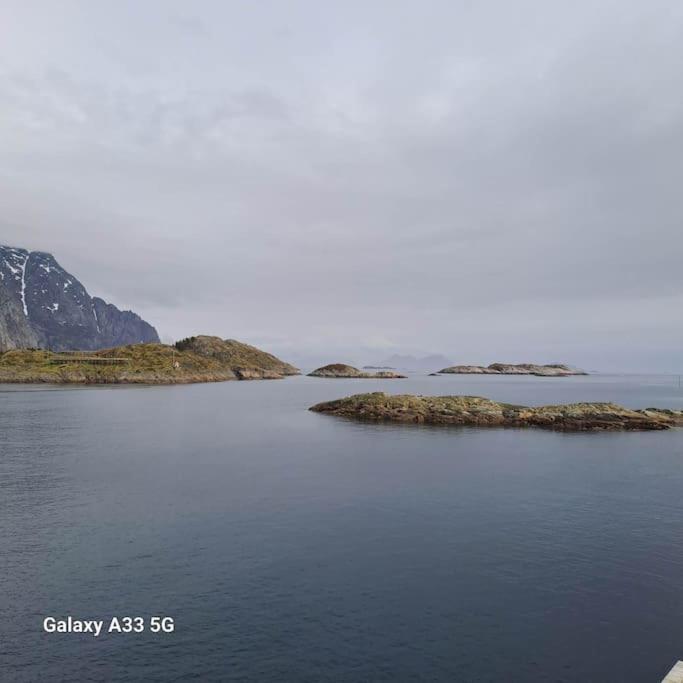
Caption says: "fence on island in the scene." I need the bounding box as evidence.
[48,351,130,366]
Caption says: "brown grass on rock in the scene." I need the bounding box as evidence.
[0,335,299,384]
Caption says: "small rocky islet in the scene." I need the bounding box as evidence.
[309,392,683,432]
[308,363,406,379]
[436,363,587,377]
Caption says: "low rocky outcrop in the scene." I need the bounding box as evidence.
[438,363,587,377]
[309,392,683,431]
[0,335,299,384]
[175,335,300,377]
[308,363,406,379]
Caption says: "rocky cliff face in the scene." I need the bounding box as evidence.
[0,283,39,350]
[0,245,159,351]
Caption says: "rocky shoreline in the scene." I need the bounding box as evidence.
[310,392,683,431]
[308,363,406,378]
[437,363,587,377]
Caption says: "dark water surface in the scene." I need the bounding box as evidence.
[1,374,683,682]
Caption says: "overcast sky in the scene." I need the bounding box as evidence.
[1,1,681,371]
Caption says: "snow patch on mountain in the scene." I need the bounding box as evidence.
[0,244,160,351]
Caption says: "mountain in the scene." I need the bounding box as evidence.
[0,245,159,351]
[377,353,454,372]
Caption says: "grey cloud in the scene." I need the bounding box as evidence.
[0,0,681,371]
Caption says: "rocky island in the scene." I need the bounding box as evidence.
[0,335,299,384]
[437,363,587,377]
[310,392,683,431]
[308,363,406,379]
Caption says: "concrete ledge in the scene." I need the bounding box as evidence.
[662,661,683,683]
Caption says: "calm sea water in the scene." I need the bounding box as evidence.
[1,374,683,682]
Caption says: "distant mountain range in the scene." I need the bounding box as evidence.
[0,245,159,351]
[377,353,454,372]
